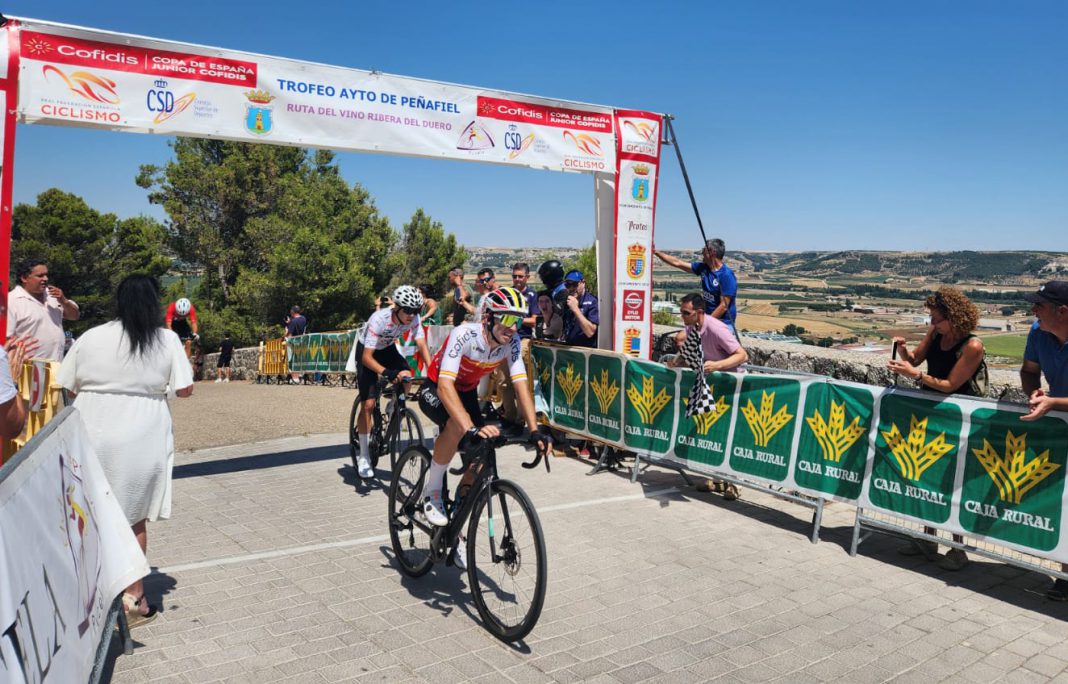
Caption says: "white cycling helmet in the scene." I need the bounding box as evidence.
[175,298,192,316]
[392,285,423,310]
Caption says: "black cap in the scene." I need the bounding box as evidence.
[1024,281,1068,306]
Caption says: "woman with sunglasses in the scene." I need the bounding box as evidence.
[888,286,987,570]
[417,287,553,529]
[353,285,432,479]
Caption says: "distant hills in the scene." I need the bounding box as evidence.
[731,251,1067,282]
[464,247,1068,284]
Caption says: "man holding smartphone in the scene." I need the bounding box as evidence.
[6,258,80,360]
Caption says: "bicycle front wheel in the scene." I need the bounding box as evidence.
[389,408,426,473]
[466,480,547,643]
[388,446,434,577]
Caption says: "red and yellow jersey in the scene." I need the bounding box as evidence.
[428,322,526,392]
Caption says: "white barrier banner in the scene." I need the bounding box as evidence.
[16,22,616,174]
[611,111,662,359]
[0,408,149,683]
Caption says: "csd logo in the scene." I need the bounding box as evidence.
[504,131,523,151]
[147,80,175,113]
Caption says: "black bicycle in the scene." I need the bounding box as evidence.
[348,376,425,474]
[387,434,550,642]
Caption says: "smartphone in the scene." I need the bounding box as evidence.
[891,341,901,360]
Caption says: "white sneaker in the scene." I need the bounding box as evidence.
[355,455,374,479]
[223,378,229,383]
[451,543,467,570]
[214,378,222,383]
[422,492,448,527]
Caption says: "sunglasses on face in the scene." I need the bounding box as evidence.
[512,273,527,279]
[564,280,579,288]
[477,277,494,284]
[680,309,697,318]
[496,314,522,328]
[399,306,420,315]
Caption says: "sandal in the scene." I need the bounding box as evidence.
[122,592,160,629]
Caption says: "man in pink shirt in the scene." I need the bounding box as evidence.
[6,259,79,361]
[669,293,747,498]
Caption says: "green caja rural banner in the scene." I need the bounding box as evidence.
[623,359,676,455]
[552,349,588,432]
[959,409,1067,551]
[587,352,624,444]
[533,342,1068,564]
[674,371,738,468]
[794,382,875,501]
[728,374,801,482]
[288,331,358,372]
[868,393,960,524]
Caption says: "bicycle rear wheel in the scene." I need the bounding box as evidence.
[388,446,434,577]
[466,479,547,642]
[348,397,383,471]
[389,408,426,473]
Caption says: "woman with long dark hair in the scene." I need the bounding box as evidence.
[58,275,194,627]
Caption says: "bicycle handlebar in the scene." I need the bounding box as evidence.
[449,432,551,475]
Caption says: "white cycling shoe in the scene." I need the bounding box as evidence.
[355,455,374,479]
[451,544,467,571]
[422,491,449,527]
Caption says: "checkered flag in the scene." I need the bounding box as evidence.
[680,327,716,418]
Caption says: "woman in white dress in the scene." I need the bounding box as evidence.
[58,275,194,627]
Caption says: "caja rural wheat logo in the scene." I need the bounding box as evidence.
[972,430,1059,505]
[556,363,584,406]
[880,415,953,482]
[590,369,619,414]
[688,395,730,435]
[627,376,671,424]
[807,400,865,462]
[741,391,793,448]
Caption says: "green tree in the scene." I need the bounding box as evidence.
[11,189,170,332]
[565,243,598,294]
[136,139,309,307]
[393,208,468,296]
[138,142,399,346]
[782,323,807,336]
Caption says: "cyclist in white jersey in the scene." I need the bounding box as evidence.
[417,287,552,527]
[354,285,431,479]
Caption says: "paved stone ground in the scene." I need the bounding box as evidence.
[106,381,1068,683]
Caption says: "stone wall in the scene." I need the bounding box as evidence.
[740,338,1029,403]
[200,346,263,381]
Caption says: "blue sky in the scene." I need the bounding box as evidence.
[5,1,1066,251]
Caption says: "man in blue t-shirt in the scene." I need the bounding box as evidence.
[562,269,599,348]
[1019,280,1068,601]
[654,238,738,330]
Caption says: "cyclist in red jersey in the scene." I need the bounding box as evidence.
[417,287,552,527]
[166,297,198,361]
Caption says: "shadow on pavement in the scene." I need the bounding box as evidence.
[98,570,178,682]
[173,444,344,479]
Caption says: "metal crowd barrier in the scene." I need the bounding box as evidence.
[0,359,65,465]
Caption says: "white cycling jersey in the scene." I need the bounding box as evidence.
[428,322,526,392]
[359,307,424,350]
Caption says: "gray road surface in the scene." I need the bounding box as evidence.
[107,380,1068,683]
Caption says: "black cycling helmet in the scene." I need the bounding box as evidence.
[537,259,565,289]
